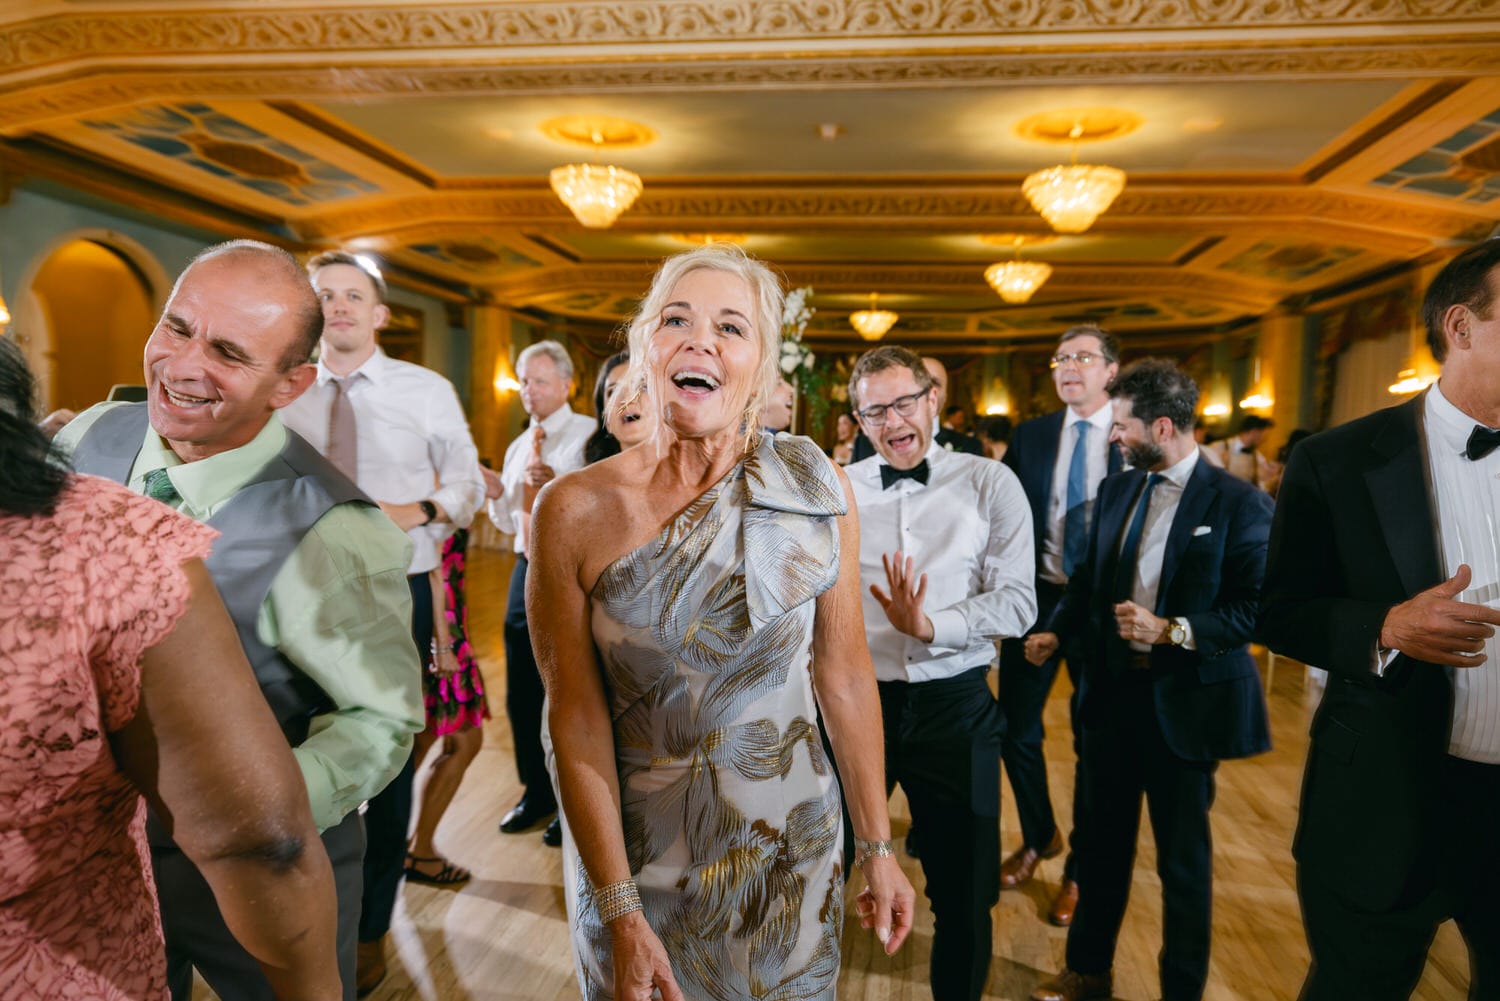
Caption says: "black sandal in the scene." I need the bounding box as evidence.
[403,852,471,886]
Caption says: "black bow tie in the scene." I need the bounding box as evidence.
[880,461,930,489]
[1466,425,1500,461]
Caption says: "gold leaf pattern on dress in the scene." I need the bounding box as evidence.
[572,435,846,1001]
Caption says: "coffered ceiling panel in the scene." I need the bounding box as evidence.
[2,0,1499,352]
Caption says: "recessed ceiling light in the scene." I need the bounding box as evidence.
[818,123,844,141]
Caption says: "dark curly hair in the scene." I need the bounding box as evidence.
[0,337,70,516]
[1107,358,1199,432]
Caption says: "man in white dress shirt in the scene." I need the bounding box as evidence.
[488,340,596,843]
[279,250,484,993]
[1260,239,1500,1000]
[845,345,1036,1001]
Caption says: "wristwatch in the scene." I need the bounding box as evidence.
[1166,618,1188,647]
[418,500,438,525]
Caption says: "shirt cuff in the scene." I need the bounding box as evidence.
[1177,616,1198,652]
[928,608,969,650]
[293,749,344,834]
[1373,641,1400,677]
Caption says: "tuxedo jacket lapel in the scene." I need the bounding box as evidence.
[1094,468,1141,590]
[1158,460,1218,613]
[1364,398,1442,597]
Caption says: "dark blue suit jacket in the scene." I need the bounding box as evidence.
[1002,408,1122,566]
[1049,457,1274,763]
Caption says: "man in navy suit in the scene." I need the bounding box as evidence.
[997,324,1121,926]
[1029,359,1273,1001]
[1260,239,1500,1000]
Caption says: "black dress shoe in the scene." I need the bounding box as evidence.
[499,795,557,834]
[542,817,563,847]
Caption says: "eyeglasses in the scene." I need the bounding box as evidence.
[1049,351,1104,369]
[856,389,928,427]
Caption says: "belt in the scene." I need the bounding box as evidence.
[1126,652,1153,672]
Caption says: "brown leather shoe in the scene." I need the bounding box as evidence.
[1049,879,1080,926]
[1030,966,1112,1001]
[1000,828,1065,889]
[356,938,387,998]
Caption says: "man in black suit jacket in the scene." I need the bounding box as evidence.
[1259,239,1500,1000]
[1030,360,1273,1001]
[998,324,1122,926]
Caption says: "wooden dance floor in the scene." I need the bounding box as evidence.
[201,544,1468,1000]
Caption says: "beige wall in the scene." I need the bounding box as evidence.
[34,240,154,411]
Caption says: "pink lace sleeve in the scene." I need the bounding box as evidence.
[76,477,219,733]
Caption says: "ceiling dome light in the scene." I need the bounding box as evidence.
[849,293,898,341]
[984,261,1053,304]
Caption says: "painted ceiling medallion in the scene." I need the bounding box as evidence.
[540,114,657,149]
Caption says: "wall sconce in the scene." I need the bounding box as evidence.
[1238,357,1273,411]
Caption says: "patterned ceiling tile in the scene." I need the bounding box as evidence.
[1216,241,1360,282]
[84,102,376,206]
[1371,105,1500,205]
[407,239,541,275]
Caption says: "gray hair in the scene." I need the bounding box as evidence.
[623,243,784,445]
[517,339,575,382]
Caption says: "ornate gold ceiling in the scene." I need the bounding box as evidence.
[2,0,1499,350]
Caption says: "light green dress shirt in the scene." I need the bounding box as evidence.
[58,404,424,831]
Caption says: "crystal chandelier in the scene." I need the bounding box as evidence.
[1022,163,1125,234]
[985,261,1053,304]
[550,163,643,229]
[849,293,898,341]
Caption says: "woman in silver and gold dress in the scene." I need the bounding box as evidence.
[529,244,913,1001]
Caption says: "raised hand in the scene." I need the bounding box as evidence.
[869,551,935,642]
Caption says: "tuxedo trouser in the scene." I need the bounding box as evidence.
[997,578,1085,881]
[358,572,432,942]
[159,810,364,1001]
[1299,754,1500,1001]
[1065,673,1216,1001]
[503,555,554,805]
[880,666,1004,1001]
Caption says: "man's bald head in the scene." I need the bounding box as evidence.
[174,240,324,371]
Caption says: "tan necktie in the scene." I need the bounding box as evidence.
[327,376,359,479]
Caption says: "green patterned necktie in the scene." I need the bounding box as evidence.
[142,468,181,506]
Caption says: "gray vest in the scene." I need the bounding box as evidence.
[70,403,372,748]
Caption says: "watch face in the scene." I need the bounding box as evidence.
[1170,623,1185,645]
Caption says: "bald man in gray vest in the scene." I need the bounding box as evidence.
[58,240,422,1001]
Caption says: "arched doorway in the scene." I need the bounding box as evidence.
[26,238,159,411]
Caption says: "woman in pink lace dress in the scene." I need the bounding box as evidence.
[0,338,341,1001]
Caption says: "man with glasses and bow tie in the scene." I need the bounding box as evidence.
[996,324,1122,928]
[1027,359,1272,1001]
[1260,239,1500,1001]
[845,345,1035,1001]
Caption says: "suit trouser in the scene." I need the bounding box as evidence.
[997,578,1085,881]
[358,571,432,942]
[159,810,365,1001]
[880,666,1004,1001]
[1065,674,1216,1001]
[503,555,554,804]
[1299,754,1500,1001]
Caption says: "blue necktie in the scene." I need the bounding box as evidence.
[1062,422,1089,576]
[1113,472,1163,602]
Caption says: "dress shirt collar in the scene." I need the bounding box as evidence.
[532,403,581,437]
[134,413,288,517]
[1426,380,1479,457]
[1063,401,1114,435]
[315,346,389,387]
[1149,445,1199,490]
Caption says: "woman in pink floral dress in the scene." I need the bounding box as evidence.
[0,338,341,1000]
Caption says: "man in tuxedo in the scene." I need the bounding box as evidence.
[846,345,1036,1001]
[851,355,981,461]
[1259,239,1500,1000]
[997,324,1121,926]
[1028,359,1273,1001]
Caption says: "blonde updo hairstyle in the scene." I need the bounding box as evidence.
[623,243,785,451]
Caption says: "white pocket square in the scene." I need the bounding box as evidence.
[1192,525,1212,537]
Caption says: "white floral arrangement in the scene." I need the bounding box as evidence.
[779,286,815,377]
